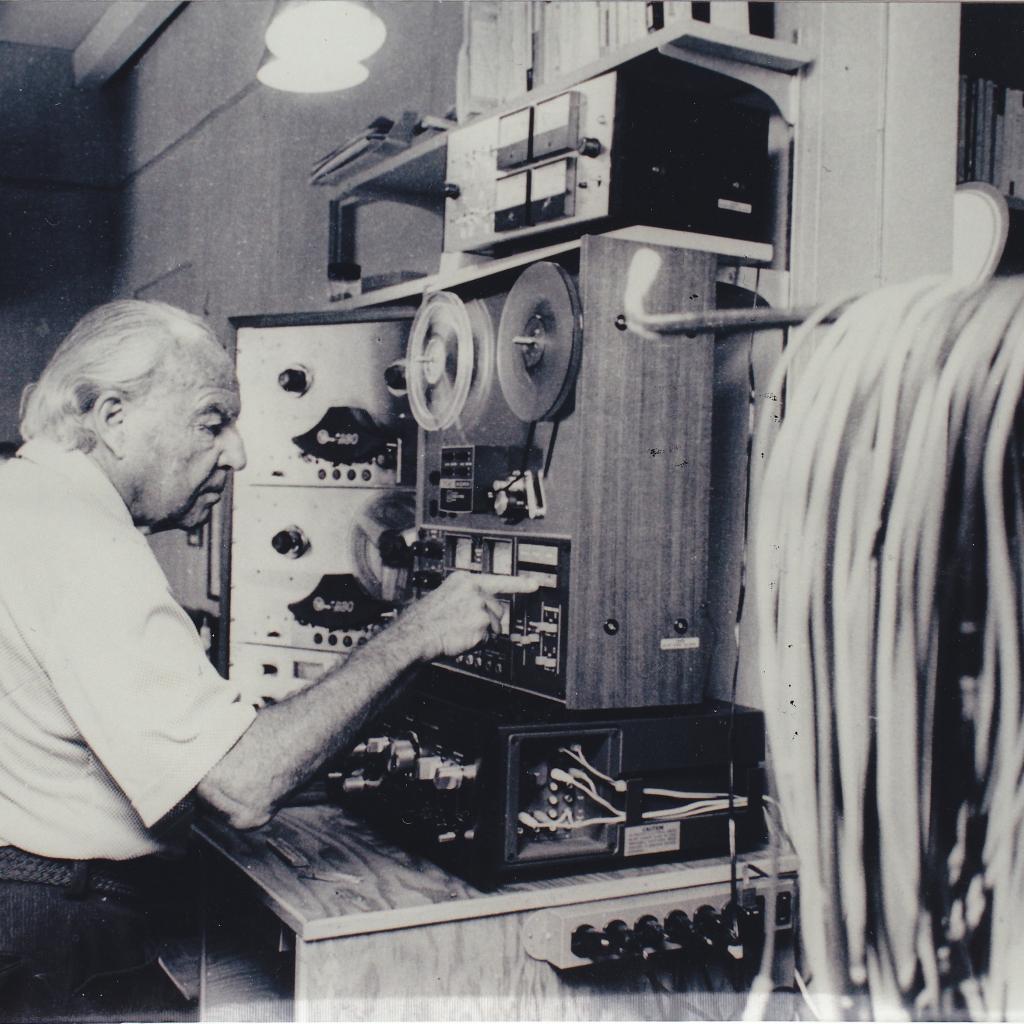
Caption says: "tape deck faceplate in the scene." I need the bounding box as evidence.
[407,235,716,710]
[444,64,771,254]
[229,318,417,706]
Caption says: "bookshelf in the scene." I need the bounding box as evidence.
[958,3,1024,200]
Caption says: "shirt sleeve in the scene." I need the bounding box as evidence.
[42,522,257,828]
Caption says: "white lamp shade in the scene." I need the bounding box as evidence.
[265,0,386,64]
[257,55,369,93]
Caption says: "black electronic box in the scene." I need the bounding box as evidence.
[327,671,766,887]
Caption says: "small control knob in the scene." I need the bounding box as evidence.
[577,136,602,158]
[433,764,471,791]
[411,538,444,559]
[412,569,443,591]
[340,775,382,793]
[387,738,418,773]
[493,488,528,520]
[570,924,611,960]
[278,366,311,395]
[443,181,461,199]
[271,526,309,558]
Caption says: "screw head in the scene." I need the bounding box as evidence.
[604,618,620,636]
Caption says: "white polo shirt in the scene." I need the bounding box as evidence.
[0,439,256,860]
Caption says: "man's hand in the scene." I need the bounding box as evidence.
[396,571,541,661]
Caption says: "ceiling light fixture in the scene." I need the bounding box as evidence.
[257,0,385,94]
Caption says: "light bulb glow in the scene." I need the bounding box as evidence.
[257,56,369,93]
[265,0,386,63]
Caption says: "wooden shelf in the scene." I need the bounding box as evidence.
[317,130,448,208]
[328,225,773,314]
[321,20,812,209]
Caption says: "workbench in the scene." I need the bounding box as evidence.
[195,803,798,1021]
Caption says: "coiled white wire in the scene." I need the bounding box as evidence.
[747,275,1024,1019]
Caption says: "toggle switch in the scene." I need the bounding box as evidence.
[510,632,541,647]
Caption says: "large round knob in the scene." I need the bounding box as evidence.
[577,137,602,158]
[278,366,311,395]
[271,526,309,558]
[384,360,408,395]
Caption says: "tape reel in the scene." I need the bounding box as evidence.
[406,292,495,432]
[496,262,583,422]
[350,491,416,604]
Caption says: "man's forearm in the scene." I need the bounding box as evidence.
[198,611,434,828]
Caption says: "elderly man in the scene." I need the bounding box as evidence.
[0,300,535,1019]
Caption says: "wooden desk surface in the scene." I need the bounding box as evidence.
[195,804,793,943]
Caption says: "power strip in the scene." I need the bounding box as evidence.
[521,872,797,972]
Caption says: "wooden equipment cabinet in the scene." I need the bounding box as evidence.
[197,806,797,1022]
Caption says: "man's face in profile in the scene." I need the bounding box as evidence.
[121,347,246,533]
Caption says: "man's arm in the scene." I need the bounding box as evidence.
[197,571,538,829]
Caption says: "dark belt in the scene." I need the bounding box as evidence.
[0,846,160,899]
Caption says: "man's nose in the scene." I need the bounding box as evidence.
[219,425,247,472]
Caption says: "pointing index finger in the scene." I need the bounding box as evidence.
[477,573,542,595]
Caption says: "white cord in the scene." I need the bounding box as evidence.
[558,745,628,792]
[752,275,1024,1015]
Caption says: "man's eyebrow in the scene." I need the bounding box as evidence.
[195,401,235,420]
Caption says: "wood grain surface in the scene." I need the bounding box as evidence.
[568,236,716,708]
[198,805,798,1022]
[195,805,788,940]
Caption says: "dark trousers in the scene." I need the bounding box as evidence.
[0,868,197,1022]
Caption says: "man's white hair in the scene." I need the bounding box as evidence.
[20,299,223,452]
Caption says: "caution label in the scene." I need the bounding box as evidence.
[660,636,701,651]
[623,821,681,857]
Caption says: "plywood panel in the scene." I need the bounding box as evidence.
[569,237,715,708]
[293,915,698,1023]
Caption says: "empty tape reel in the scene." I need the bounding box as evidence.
[351,491,416,605]
[406,292,495,432]
[496,262,583,422]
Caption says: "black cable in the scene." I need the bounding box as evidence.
[727,270,761,909]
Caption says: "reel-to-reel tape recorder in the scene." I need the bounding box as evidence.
[225,239,768,882]
[402,234,717,711]
[228,315,418,706]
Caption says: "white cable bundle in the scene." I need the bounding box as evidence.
[750,275,1024,1019]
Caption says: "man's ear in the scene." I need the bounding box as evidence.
[90,391,128,458]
